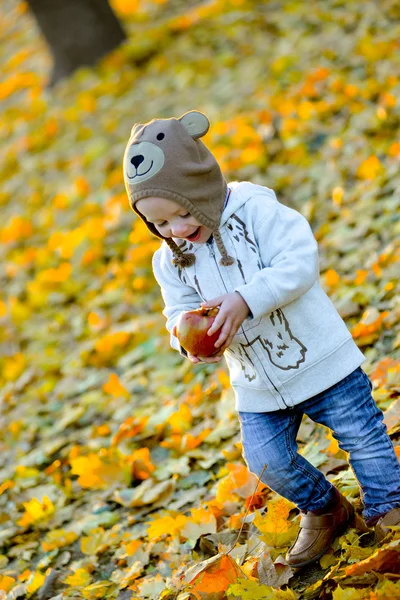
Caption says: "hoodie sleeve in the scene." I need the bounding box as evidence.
[234,195,319,320]
[152,245,203,356]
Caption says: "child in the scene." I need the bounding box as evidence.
[123,110,400,567]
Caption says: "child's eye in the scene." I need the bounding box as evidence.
[180,213,190,219]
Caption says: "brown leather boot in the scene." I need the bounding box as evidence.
[375,508,400,543]
[285,492,354,568]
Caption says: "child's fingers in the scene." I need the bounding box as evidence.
[218,331,236,352]
[214,319,234,348]
[198,354,222,363]
[187,352,200,363]
[215,320,240,349]
[207,310,226,336]
[207,319,222,336]
[201,296,223,308]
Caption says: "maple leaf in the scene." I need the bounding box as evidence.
[344,538,400,576]
[184,553,247,599]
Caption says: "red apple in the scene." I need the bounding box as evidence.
[173,307,221,357]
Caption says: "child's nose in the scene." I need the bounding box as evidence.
[171,222,190,237]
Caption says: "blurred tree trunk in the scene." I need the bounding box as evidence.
[27,0,126,86]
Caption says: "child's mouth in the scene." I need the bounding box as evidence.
[186,227,201,242]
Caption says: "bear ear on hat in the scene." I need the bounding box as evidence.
[179,110,210,139]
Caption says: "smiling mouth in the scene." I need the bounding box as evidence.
[127,160,154,179]
[186,226,201,241]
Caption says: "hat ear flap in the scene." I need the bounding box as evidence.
[179,111,210,139]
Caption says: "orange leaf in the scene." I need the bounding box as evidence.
[325,269,340,287]
[185,553,246,599]
[94,331,130,356]
[354,269,368,285]
[370,358,400,387]
[344,539,400,576]
[0,575,16,592]
[103,373,130,399]
[129,447,155,480]
[75,176,90,196]
[111,416,148,446]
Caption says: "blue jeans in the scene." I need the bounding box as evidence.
[239,367,400,524]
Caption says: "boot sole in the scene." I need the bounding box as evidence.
[287,506,355,569]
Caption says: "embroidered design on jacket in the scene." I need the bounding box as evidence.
[227,215,263,269]
[230,309,307,377]
[227,345,257,382]
[261,309,307,369]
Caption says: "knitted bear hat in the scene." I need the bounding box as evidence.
[123,110,234,268]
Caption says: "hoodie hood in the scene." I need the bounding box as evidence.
[221,181,278,225]
[123,110,234,267]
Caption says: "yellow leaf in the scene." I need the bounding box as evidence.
[83,217,106,241]
[63,567,92,587]
[227,578,296,599]
[41,529,78,552]
[0,216,33,243]
[111,0,140,16]
[147,513,188,540]
[2,352,26,381]
[37,262,72,284]
[217,368,231,389]
[332,586,366,600]
[332,186,344,207]
[253,497,298,547]
[166,403,193,434]
[297,101,314,120]
[26,571,46,595]
[15,465,40,478]
[70,451,130,489]
[81,529,110,556]
[356,155,383,180]
[81,580,118,599]
[18,496,55,527]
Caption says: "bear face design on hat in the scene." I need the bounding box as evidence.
[123,110,234,268]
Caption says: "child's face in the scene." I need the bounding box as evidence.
[136,197,213,244]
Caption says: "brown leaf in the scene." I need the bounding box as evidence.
[256,552,294,588]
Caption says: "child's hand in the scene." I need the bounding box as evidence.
[187,351,223,364]
[201,292,250,352]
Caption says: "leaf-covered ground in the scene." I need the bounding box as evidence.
[0,0,400,598]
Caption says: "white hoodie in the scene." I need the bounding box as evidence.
[152,182,365,412]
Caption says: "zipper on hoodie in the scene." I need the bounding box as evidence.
[207,236,289,409]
